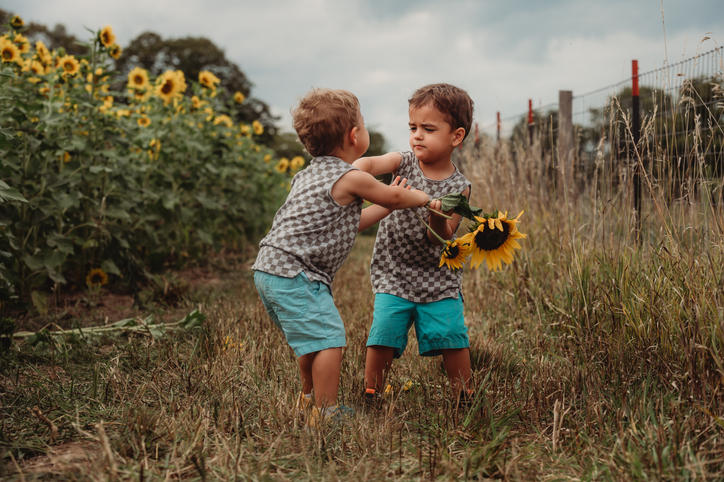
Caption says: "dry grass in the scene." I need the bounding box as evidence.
[2,90,724,480]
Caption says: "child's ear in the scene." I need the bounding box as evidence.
[348,126,359,147]
[451,127,466,147]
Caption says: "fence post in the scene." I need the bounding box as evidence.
[496,112,500,141]
[527,99,534,146]
[632,59,642,239]
[557,90,573,192]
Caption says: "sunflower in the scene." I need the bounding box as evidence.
[234,91,245,104]
[213,114,233,128]
[127,66,149,90]
[275,157,290,173]
[155,70,180,104]
[252,120,264,135]
[13,34,29,54]
[290,156,305,170]
[108,44,122,59]
[438,238,473,271]
[28,59,44,75]
[58,55,80,76]
[98,26,116,48]
[263,154,272,163]
[35,41,52,65]
[198,70,220,90]
[458,211,527,271]
[137,115,151,128]
[0,39,20,64]
[10,15,24,29]
[86,268,108,287]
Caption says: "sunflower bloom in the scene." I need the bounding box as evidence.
[459,211,527,271]
[275,157,290,173]
[234,91,245,103]
[137,115,151,128]
[35,41,52,65]
[86,268,108,287]
[108,44,122,59]
[0,40,20,64]
[290,156,305,170]
[198,70,220,90]
[439,238,473,271]
[155,70,180,104]
[213,114,233,128]
[58,55,80,76]
[99,26,116,48]
[252,120,264,135]
[10,15,24,29]
[127,67,149,90]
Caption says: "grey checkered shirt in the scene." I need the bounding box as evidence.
[252,156,363,287]
[370,151,471,303]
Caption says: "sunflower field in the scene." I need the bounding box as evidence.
[0,18,297,305]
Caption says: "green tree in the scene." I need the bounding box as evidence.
[115,31,278,142]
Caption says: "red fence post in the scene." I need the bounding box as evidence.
[632,59,641,239]
[527,99,534,146]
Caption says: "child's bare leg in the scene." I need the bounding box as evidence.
[441,348,471,395]
[298,352,315,395]
[311,347,342,408]
[365,346,395,392]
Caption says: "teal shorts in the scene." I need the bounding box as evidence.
[367,293,468,358]
[253,270,346,357]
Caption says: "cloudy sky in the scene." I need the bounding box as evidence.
[5,0,721,150]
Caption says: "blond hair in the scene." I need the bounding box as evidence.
[409,84,474,140]
[292,88,360,157]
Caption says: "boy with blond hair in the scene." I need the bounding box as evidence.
[353,83,475,406]
[252,88,429,426]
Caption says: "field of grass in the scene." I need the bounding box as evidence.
[2,89,724,480]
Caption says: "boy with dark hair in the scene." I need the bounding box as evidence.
[353,83,475,406]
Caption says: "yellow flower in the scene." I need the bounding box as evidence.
[198,70,220,89]
[99,26,116,48]
[191,95,201,110]
[137,115,151,128]
[0,39,20,64]
[252,120,264,135]
[60,152,71,163]
[148,138,161,160]
[240,124,250,136]
[108,44,122,59]
[155,70,180,104]
[234,91,245,103]
[86,268,108,287]
[35,41,51,65]
[290,156,305,171]
[263,154,272,163]
[438,238,473,271]
[10,15,24,29]
[58,55,80,76]
[127,67,149,90]
[99,95,114,114]
[275,157,290,173]
[458,211,527,271]
[213,114,233,128]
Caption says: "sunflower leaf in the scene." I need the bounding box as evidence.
[435,193,483,220]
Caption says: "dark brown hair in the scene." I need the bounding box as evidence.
[292,88,360,157]
[409,83,474,140]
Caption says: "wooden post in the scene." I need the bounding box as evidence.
[527,99,534,146]
[557,90,573,190]
[496,112,500,141]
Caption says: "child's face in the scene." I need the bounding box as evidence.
[355,108,370,157]
[408,103,458,164]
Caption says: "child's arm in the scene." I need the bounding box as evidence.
[426,187,471,246]
[353,152,403,177]
[332,170,428,212]
[358,176,411,232]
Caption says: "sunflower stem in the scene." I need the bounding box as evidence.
[423,205,453,219]
[413,210,449,245]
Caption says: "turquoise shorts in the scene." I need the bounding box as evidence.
[367,293,469,358]
[253,270,346,357]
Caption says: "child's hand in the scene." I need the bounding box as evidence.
[390,176,411,190]
[412,189,430,207]
[427,199,451,218]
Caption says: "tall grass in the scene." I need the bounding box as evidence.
[2,57,724,480]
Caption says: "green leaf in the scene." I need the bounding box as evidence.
[101,259,121,276]
[47,233,75,255]
[31,291,48,315]
[435,193,482,220]
[180,309,206,330]
[0,180,28,203]
[112,318,137,328]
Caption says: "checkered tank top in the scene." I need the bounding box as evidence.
[252,156,363,287]
[370,151,471,303]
